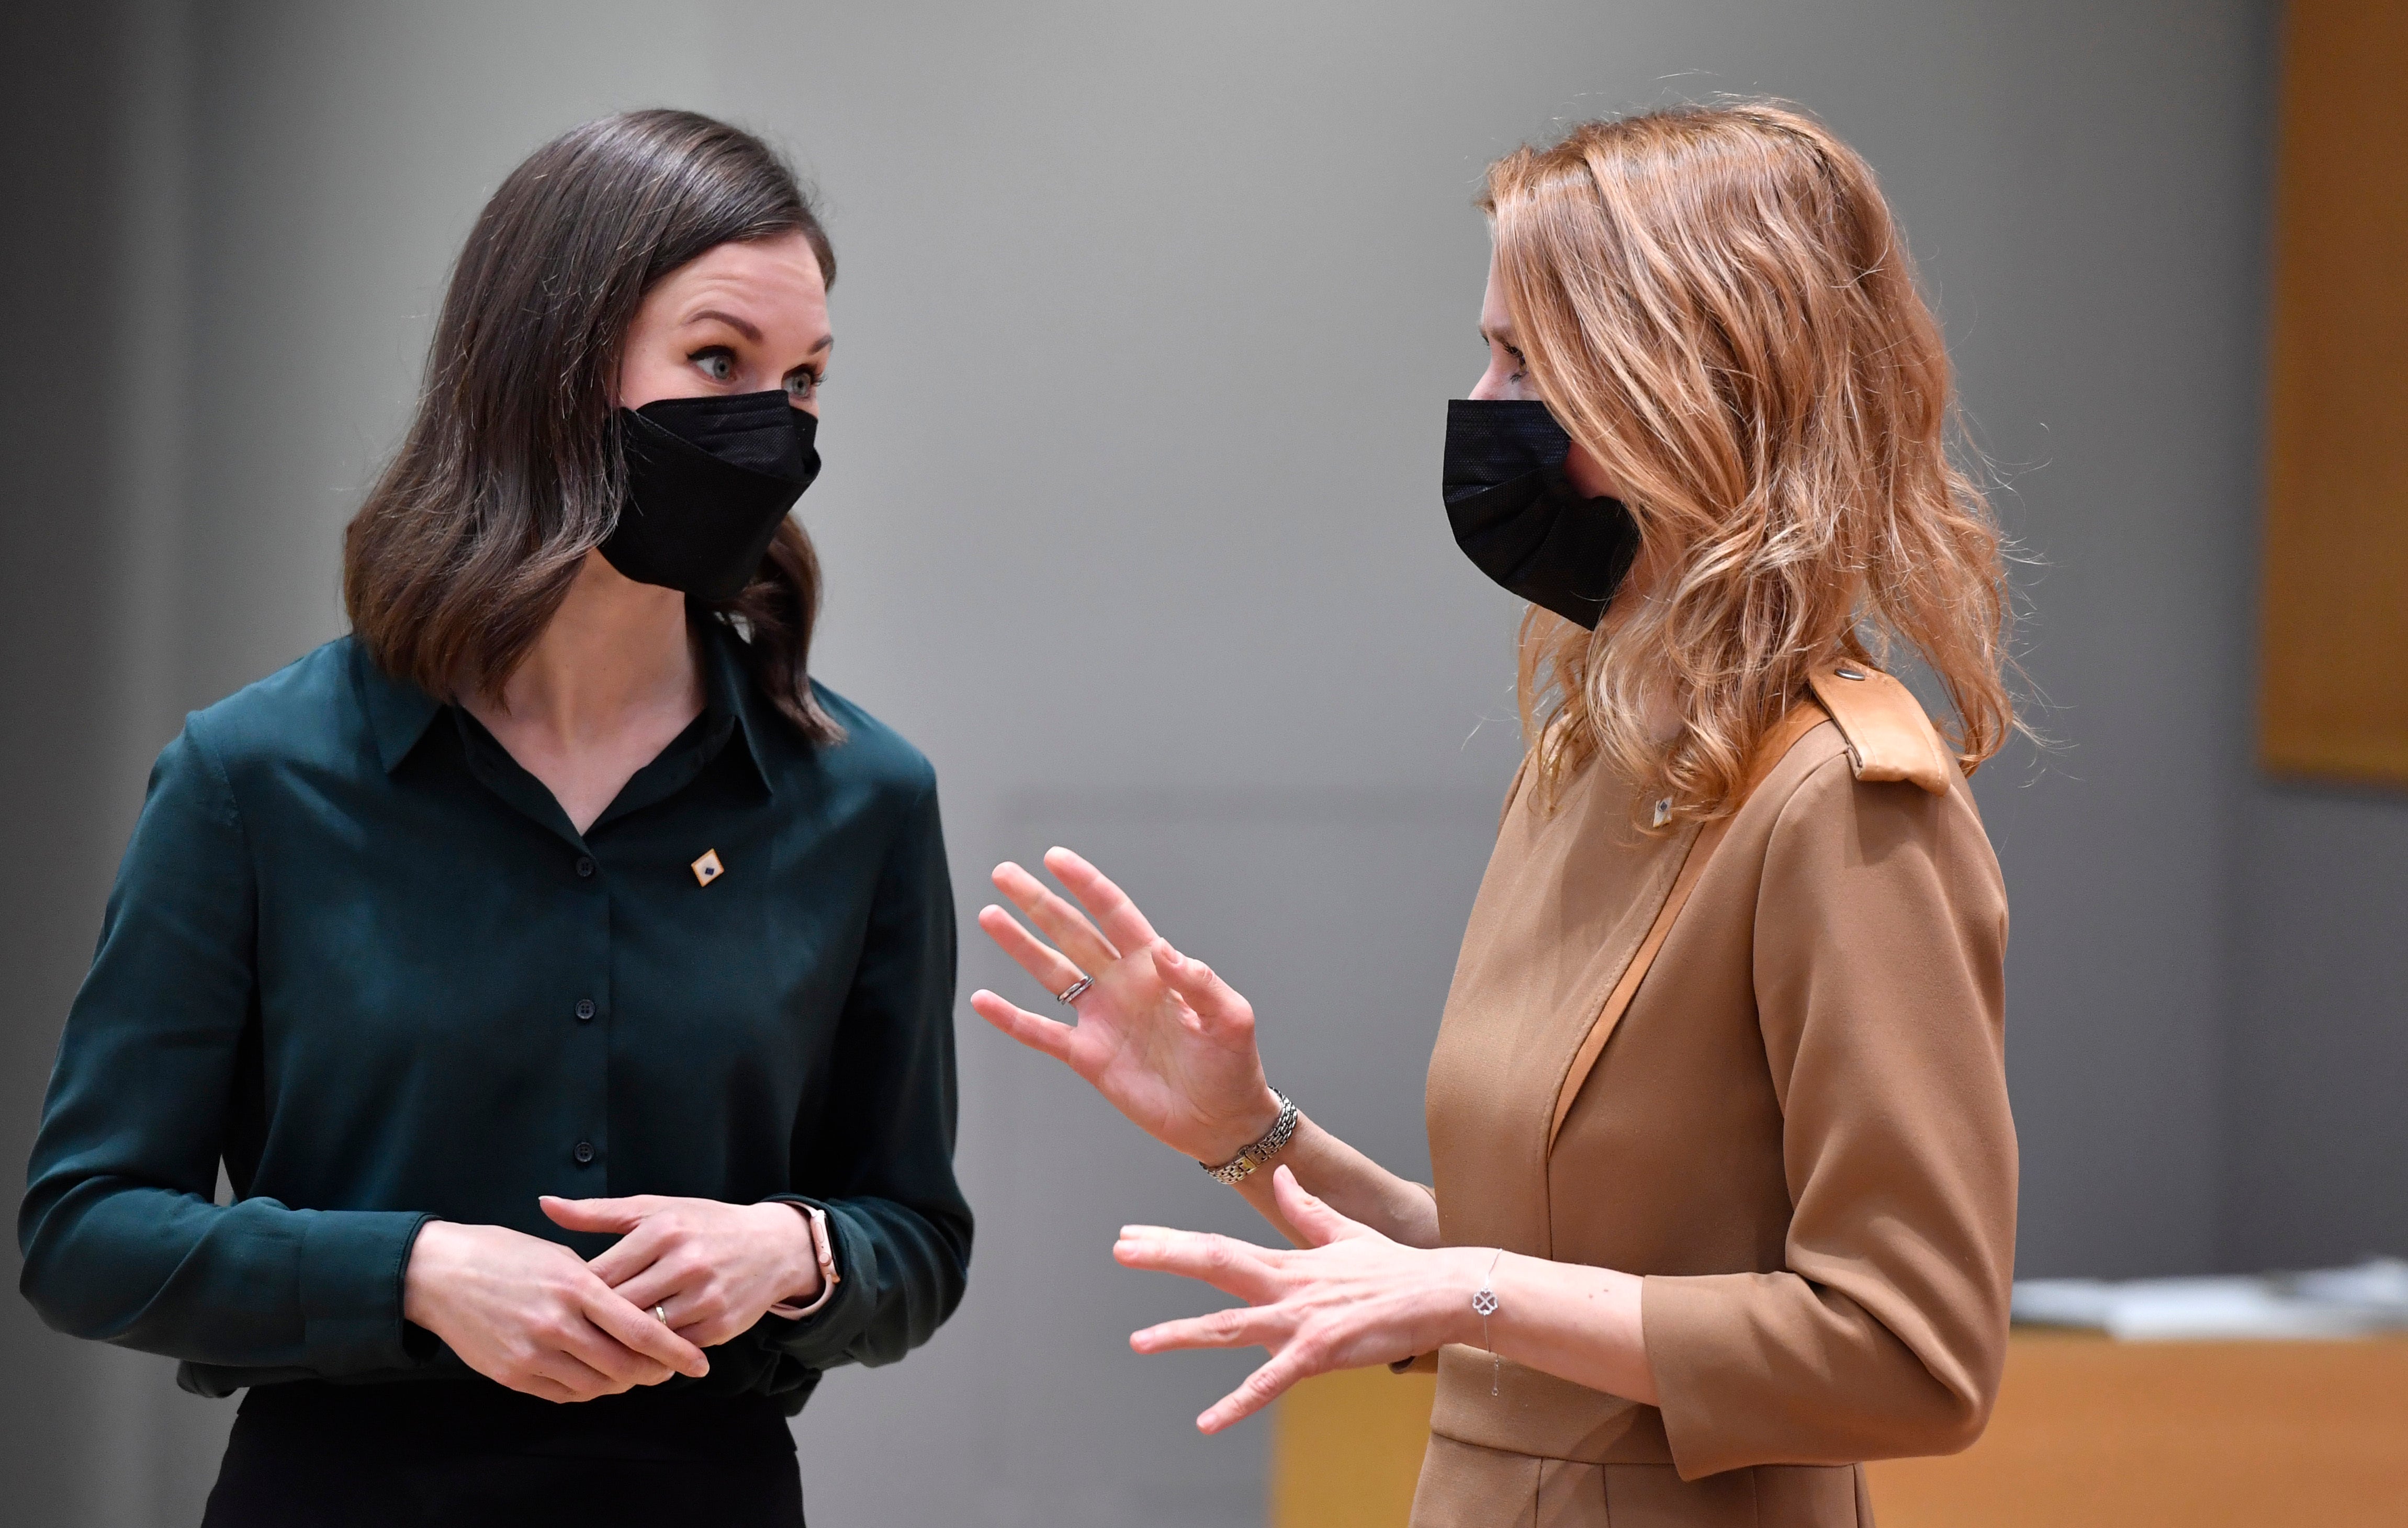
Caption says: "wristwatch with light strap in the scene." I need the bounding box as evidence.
[766,1201,841,1319]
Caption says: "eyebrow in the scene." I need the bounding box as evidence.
[685,308,763,342]
[680,308,835,366]
[1479,323,1521,349]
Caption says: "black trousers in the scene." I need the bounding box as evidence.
[201,1380,805,1528]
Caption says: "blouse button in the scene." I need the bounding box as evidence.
[575,856,596,878]
[573,1140,595,1165]
[575,998,595,1022]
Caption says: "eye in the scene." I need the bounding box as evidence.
[689,346,737,383]
[784,368,820,404]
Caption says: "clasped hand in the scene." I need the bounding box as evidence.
[1119,1165,1486,1433]
[402,1195,819,1404]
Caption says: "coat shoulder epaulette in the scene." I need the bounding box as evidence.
[1804,666,1960,795]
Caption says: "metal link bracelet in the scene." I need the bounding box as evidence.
[1199,1091,1299,1185]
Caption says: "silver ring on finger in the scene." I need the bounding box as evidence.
[654,1305,668,1324]
[1055,975,1094,1006]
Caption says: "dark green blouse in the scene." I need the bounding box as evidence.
[17,625,969,1412]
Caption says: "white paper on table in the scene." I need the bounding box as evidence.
[2011,1258,2408,1341]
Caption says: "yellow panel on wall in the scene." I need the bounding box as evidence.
[2258,0,2408,783]
[1270,1367,1433,1528]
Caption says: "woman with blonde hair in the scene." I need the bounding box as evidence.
[974,101,2016,1526]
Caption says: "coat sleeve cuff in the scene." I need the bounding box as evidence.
[1641,1271,1754,1480]
[298,1209,435,1376]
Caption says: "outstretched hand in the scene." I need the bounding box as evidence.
[1115,1167,1486,1432]
[971,847,1282,1165]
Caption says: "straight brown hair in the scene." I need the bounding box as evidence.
[344,108,843,742]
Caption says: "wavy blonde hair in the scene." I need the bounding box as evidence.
[1483,102,2013,822]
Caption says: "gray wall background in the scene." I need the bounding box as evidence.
[5,2,2398,1525]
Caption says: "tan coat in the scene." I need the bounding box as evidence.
[1410,671,2016,1528]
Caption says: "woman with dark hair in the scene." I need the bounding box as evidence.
[19,110,969,1526]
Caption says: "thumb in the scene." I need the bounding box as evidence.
[540,1194,645,1233]
[1151,942,1253,1035]
[1271,1165,1365,1248]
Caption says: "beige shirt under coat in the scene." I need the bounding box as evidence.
[1410,676,2017,1527]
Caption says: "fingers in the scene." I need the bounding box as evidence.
[968,989,1079,1065]
[1041,846,1159,954]
[976,904,1089,997]
[521,1350,626,1403]
[583,1217,670,1289]
[1199,1352,1310,1433]
[579,1280,710,1379]
[1131,1303,1282,1355]
[604,1258,683,1315]
[585,1220,750,1353]
[1115,1225,1284,1300]
[539,1195,651,1236]
[990,861,1119,974]
[1151,944,1255,1040]
[1269,1166,1368,1249]
[614,1282,739,1351]
[606,1255,713,1323]
[554,1315,676,1392]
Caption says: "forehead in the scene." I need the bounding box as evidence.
[647,234,827,322]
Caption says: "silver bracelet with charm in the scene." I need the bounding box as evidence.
[1475,1248,1505,1396]
[1199,1091,1299,1184]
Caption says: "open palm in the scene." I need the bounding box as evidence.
[971,847,1282,1165]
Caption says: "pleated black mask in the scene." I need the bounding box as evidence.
[602,390,821,601]
[1441,399,1640,630]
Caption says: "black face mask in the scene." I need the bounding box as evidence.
[1442,399,1640,630]
[601,390,820,601]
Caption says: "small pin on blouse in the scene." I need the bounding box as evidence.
[1652,798,1673,828]
[691,850,724,887]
